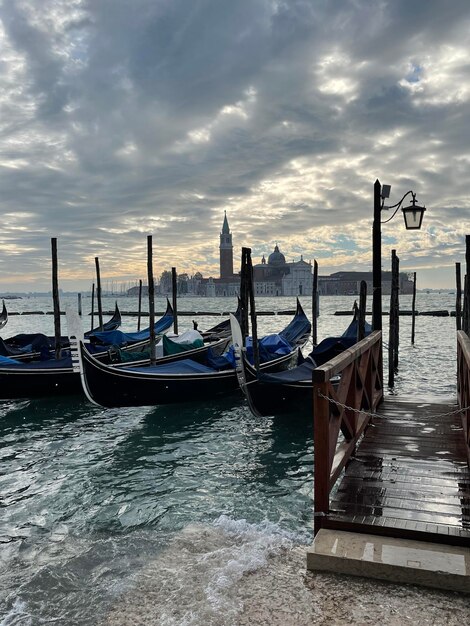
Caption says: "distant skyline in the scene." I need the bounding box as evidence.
[1,1,470,291]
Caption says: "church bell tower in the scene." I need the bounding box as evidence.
[219,211,233,278]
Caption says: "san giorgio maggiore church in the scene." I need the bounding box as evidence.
[210,213,313,297]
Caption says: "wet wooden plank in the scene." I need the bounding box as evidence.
[326,398,470,545]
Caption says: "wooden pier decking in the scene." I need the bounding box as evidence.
[312,330,470,549]
[325,397,470,546]
[309,328,470,589]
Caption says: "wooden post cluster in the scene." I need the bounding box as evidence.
[51,238,61,360]
[312,260,318,345]
[388,249,399,387]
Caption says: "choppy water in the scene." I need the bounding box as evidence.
[0,293,460,625]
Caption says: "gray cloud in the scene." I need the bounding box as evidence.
[0,0,469,290]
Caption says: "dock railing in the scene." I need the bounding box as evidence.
[457,330,470,467]
[313,330,383,535]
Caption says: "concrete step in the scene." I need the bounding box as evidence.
[307,529,470,593]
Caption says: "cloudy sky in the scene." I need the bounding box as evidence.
[1,0,469,291]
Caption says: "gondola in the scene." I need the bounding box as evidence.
[72,302,311,408]
[0,301,7,330]
[232,315,371,418]
[85,301,122,337]
[0,301,176,398]
[0,302,124,360]
[87,298,173,347]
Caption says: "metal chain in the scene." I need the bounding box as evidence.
[316,390,470,421]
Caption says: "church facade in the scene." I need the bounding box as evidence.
[214,214,313,297]
[252,246,313,296]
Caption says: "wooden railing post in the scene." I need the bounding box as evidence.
[457,331,470,467]
[313,381,330,535]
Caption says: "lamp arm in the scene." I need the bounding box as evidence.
[380,190,415,225]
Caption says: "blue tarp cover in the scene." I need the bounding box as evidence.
[0,354,21,365]
[89,313,173,346]
[0,356,73,370]
[123,359,216,375]
[279,310,311,346]
[207,333,293,370]
[341,318,372,339]
[259,356,316,384]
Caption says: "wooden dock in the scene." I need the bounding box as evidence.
[309,330,470,590]
[312,330,470,548]
[325,397,470,546]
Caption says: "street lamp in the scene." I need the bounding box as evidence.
[372,179,426,331]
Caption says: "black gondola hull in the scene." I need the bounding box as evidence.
[0,367,81,399]
[241,359,312,417]
[79,343,299,408]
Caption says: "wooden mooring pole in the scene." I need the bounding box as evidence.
[172,267,178,335]
[90,283,95,332]
[411,271,417,344]
[456,263,462,332]
[137,279,143,332]
[246,249,260,372]
[358,280,367,341]
[464,235,470,335]
[95,257,104,331]
[239,248,250,342]
[51,238,61,360]
[388,249,399,387]
[312,259,318,345]
[77,293,82,316]
[147,236,156,365]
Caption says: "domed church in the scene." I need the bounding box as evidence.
[214,214,312,297]
[253,244,313,296]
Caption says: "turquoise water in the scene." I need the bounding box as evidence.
[0,294,459,624]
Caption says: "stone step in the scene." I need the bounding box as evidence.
[307,529,470,593]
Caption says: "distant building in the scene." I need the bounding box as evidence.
[219,211,234,279]
[318,271,414,296]
[252,246,313,296]
[214,213,313,297]
[214,213,240,296]
[132,213,412,298]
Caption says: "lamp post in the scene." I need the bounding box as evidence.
[372,179,426,331]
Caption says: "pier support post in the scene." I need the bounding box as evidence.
[313,381,331,535]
